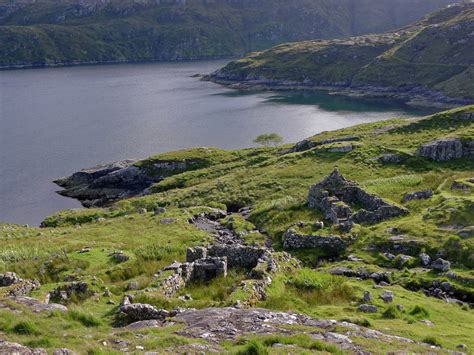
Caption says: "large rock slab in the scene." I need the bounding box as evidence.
[417,138,473,161]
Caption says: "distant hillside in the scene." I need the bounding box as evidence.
[209,3,474,108]
[0,0,456,69]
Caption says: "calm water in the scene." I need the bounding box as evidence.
[0,60,427,225]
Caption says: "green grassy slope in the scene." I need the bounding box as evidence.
[211,3,474,103]
[0,0,456,68]
[0,105,473,352]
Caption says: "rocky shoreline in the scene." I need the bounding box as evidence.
[203,75,473,110]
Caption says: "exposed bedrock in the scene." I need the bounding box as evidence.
[54,158,201,207]
[417,137,474,161]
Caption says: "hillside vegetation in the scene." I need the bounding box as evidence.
[0,0,456,68]
[209,3,474,107]
[0,105,473,353]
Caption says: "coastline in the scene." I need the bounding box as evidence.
[203,76,474,110]
[0,55,238,71]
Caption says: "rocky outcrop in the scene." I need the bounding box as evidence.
[417,138,474,161]
[403,190,433,202]
[54,157,202,207]
[170,307,430,352]
[378,153,404,164]
[282,229,347,255]
[308,168,407,228]
[0,296,67,313]
[289,136,359,153]
[0,340,47,355]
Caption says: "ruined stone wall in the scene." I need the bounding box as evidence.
[282,229,347,254]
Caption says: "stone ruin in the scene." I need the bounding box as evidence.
[156,244,273,297]
[308,168,407,228]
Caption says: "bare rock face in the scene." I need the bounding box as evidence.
[417,138,473,161]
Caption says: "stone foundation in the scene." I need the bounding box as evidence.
[308,168,407,227]
[282,229,347,254]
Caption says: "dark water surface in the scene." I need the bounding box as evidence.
[0,60,427,225]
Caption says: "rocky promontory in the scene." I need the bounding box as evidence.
[54,149,216,207]
[206,3,474,108]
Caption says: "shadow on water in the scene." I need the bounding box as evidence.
[215,90,436,116]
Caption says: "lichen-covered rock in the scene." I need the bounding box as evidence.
[363,291,372,302]
[358,304,378,313]
[431,258,451,272]
[417,138,464,161]
[109,251,130,263]
[419,253,431,267]
[378,153,404,164]
[0,340,47,354]
[380,290,394,303]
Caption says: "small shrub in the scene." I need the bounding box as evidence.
[238,340,268,355]
[12,321,41,335]
[409,305,430,319]
[382,305,402,319]
[423,336,442,347]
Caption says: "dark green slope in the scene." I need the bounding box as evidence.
[210,3,474,106]
[0,0,456,68]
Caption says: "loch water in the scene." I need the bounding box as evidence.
[0,60,428,225]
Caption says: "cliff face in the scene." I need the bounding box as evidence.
[0,0,456,68]
[209,3,474,106]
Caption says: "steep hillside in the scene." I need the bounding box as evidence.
[0,0,456,69]
[0,105,473,353]
[209,3,474,108]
